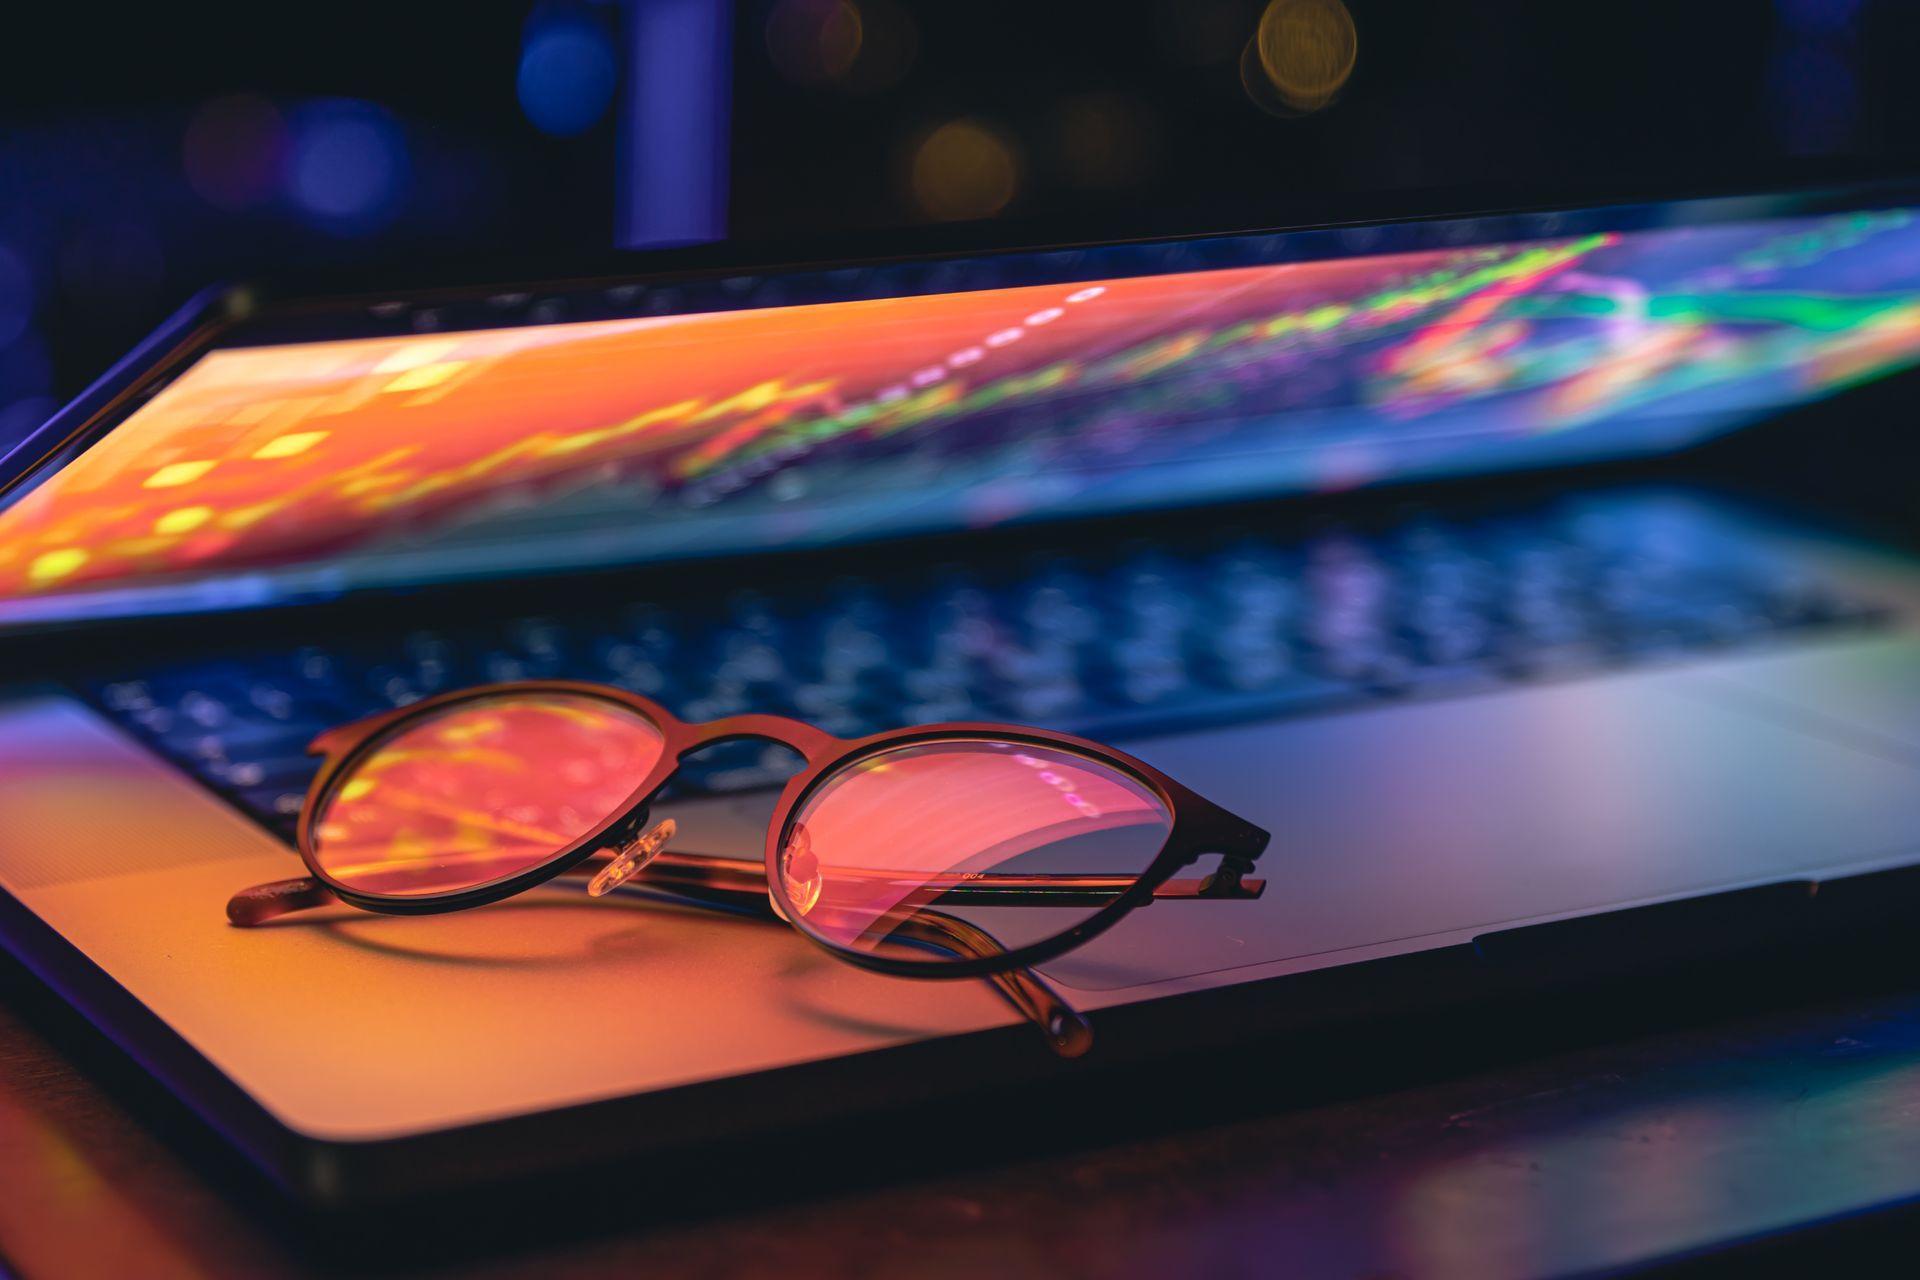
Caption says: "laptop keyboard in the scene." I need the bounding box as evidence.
[82,494,1887,841]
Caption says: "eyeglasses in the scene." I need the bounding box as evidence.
[226,681,1270,1055]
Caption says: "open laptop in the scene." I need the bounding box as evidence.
[7,182,1920,1206]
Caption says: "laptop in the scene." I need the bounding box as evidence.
[6,182,1920,1207]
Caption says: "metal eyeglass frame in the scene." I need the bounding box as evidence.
[225,680,1272,1056]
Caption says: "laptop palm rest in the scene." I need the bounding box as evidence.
[1036,643,1920,990]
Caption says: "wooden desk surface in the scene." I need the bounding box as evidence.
[7,945,1920,1280]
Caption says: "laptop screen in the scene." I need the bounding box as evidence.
[4,201,1920,623]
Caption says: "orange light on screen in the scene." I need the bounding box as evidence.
[311,693,668,897]
[0,249,1457,602]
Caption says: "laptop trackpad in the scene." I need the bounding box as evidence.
[1694,634,1920,760]
[1037,657,1920,991]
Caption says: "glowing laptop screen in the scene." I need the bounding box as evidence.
[4,206,1919,620]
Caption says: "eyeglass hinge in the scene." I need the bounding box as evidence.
[1197,855,1259,899]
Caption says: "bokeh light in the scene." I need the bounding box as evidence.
[908,119,1021,222]
[518,11,618,137]
[767,0,916,92]
[766,0,864,87]
[1248,0,1357,115]
[286,100,410,234]
[1777,0,1864,37]
[182,95,288,212]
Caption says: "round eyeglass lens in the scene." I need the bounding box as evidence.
[778,739,1173,964]
[311,693,666,897]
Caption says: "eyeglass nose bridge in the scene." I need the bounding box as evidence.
[682,713,837,758]
[589,818,678,897]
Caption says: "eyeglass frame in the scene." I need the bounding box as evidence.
[237,679,1272,982]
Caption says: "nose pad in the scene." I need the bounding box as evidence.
[588,819,677,898]
[778,821,823,917]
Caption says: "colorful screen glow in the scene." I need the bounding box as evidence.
[6,206,1920,618]
[312,693,667,897]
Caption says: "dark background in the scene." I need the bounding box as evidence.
[1,0,1916,459]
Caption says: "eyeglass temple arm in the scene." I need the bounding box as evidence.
[881,909,1092,1056]
[585,851,1092,1054]
[224,854,1095,1056]
[634,851,1264,905]
[222,853,748,925]
[226,876,342,925]
[226,848,1267,924]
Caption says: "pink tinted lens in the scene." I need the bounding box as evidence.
[311,693,666,897]
[779,739,1173,962]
